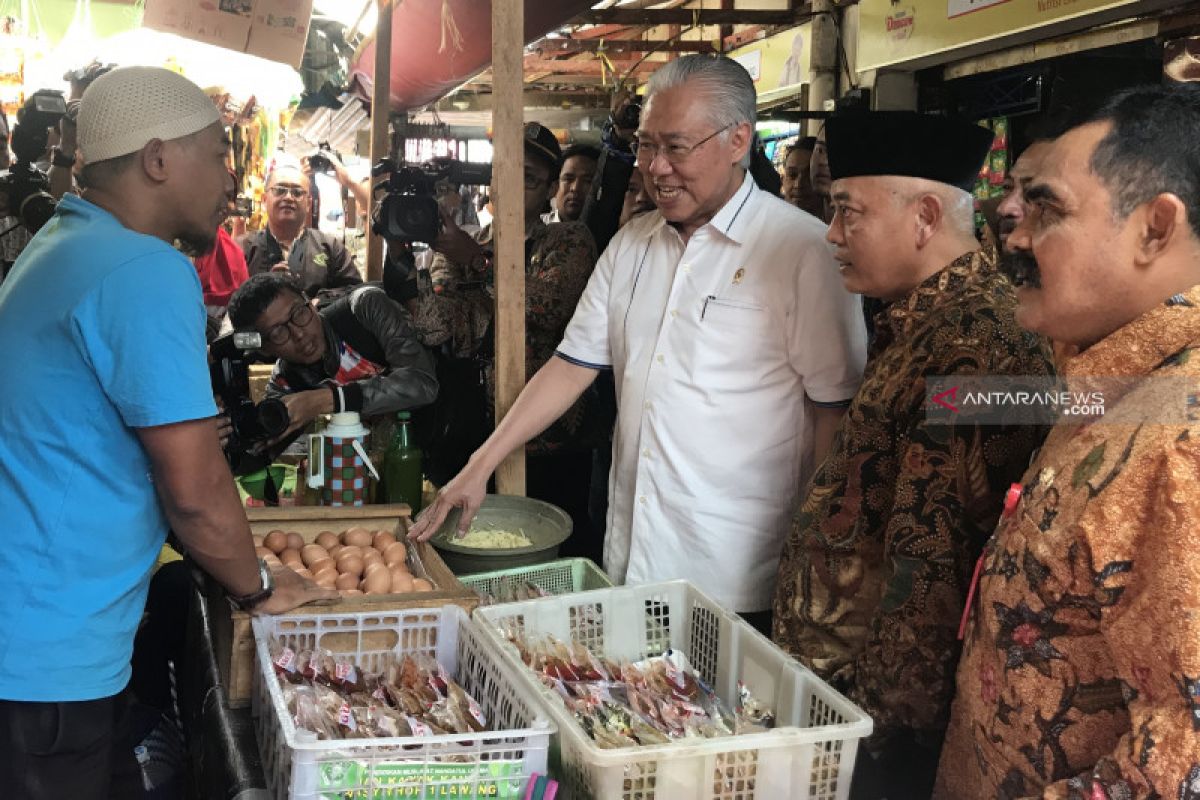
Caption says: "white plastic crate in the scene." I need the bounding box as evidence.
[251,606,554,800]
[474,581,873,800]
[459,558,614,603]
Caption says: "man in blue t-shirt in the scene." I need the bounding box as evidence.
[0,67,335,799]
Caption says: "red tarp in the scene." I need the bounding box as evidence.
[349,0,595,112]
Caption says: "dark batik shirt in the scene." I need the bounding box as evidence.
[774,247,1054,754]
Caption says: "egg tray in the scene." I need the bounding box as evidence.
[206,504,479,707]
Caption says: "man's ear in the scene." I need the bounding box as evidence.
[914,193,944,249]
[138,139,169,184]
[729,121,753,165]
[1134,192,1186,266]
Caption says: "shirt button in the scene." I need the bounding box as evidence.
[670,309,679,318]
[682,264,692,274]
[656,354,665,364]
[642,448,651,458]
[639,496,647,505]
[644,401,652,410]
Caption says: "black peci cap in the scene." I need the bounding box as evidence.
[826,111,994,192]
[523,122,562,170]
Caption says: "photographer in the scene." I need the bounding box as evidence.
[227,272,437,441]
[0,67,335,799]
[396,123,605,560]
[239,159,363,300]
[48,62,115,200]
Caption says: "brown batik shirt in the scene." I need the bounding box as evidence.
[409,219,603,452]
[773,247,1054,753]
[935,287,1200,800]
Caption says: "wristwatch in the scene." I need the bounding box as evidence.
[229,558,275,611]
[50,147,77,169]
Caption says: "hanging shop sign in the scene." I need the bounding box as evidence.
[142,0,313,68]
[859,0,1174,72]
[729,22,812,108]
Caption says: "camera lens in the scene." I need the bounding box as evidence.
[255,398,290,438]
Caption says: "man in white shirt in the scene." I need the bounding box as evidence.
[410,55,866,621]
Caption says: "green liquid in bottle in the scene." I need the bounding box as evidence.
[381,411,423,512]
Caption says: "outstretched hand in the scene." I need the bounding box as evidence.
[407,461,490,542]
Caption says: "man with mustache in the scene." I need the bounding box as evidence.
[936,84,1200,800]
[997,139,1053,252]
[773,111,1055,799]
[547,144,599,224]
[410,55,867,628]
[239,160,362,300]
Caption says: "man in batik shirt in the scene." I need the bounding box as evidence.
[935,84,1200,800]
[773,112,1055,799]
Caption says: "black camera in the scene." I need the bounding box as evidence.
[210,331,291,475]
[371,157,491,244]
[230,195,254,218]
[0,90,67,234]
[614,98,641,131]
[308,144,338,174]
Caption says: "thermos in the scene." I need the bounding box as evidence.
[306,412,380,506]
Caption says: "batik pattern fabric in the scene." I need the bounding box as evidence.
[774,247,1055,754]
[411,219,604,452]
[935,286,1200,800]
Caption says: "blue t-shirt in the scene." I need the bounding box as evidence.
[0,195,217,701]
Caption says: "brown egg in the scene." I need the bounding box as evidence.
[254,546,276,560]
[364,561,387,578]
[337,544,363,559]
[342,527,373,548]
[326,544,344,559]
[279,548,303,567]
[285,532,305,552]
[315,531,339,550]
[390,570,414,594]
[300,544,329,567]
[372,530,397,551]
[252,534,265,548]
[336,554,365,577]
[309,557,336,575]
[313,567,338,588]
[382,541,408,567]
[335,573,360,591]
[412,578,434,592]
[263,530,289,554]
[340,588,364,597]
[362,568,392,594]
[361,548,383,566]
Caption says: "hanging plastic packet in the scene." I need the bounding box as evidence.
[735,680,776,734]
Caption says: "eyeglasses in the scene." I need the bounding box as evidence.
[268,185,309,199]
[262,303,315,345]
[633,123,734,166]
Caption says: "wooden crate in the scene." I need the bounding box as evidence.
[207,504,479,706]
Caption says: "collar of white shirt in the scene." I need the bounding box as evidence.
[641,170,758,247]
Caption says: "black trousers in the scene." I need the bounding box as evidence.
[0,690,143,799]
[526,449,603,566]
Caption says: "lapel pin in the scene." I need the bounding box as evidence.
[732,268,745,285]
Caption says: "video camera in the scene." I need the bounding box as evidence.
[0,90,67,234]
[307,143,339,174]
[210,331,291,475]
[371,157,491,244]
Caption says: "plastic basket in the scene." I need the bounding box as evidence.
[251,606,554,800]
[474,581,873,800]
[458,558,614,603]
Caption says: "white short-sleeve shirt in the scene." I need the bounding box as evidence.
[557,172,867,611]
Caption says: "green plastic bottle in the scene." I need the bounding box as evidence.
[382,411,423,512]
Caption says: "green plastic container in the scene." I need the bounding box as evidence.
[237,464,297,502]
[458,558,612,603]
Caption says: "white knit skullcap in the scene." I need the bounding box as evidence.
[78,67,221,165]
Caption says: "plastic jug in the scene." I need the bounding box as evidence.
[307,412,380,506]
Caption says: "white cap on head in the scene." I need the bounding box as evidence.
[78,66,221,165]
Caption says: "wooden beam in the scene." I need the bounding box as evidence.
[522,57,663,76]
[580,8,798,26]
[365,0,392,282]
[529,38,717,55]
[492,0,526,496]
